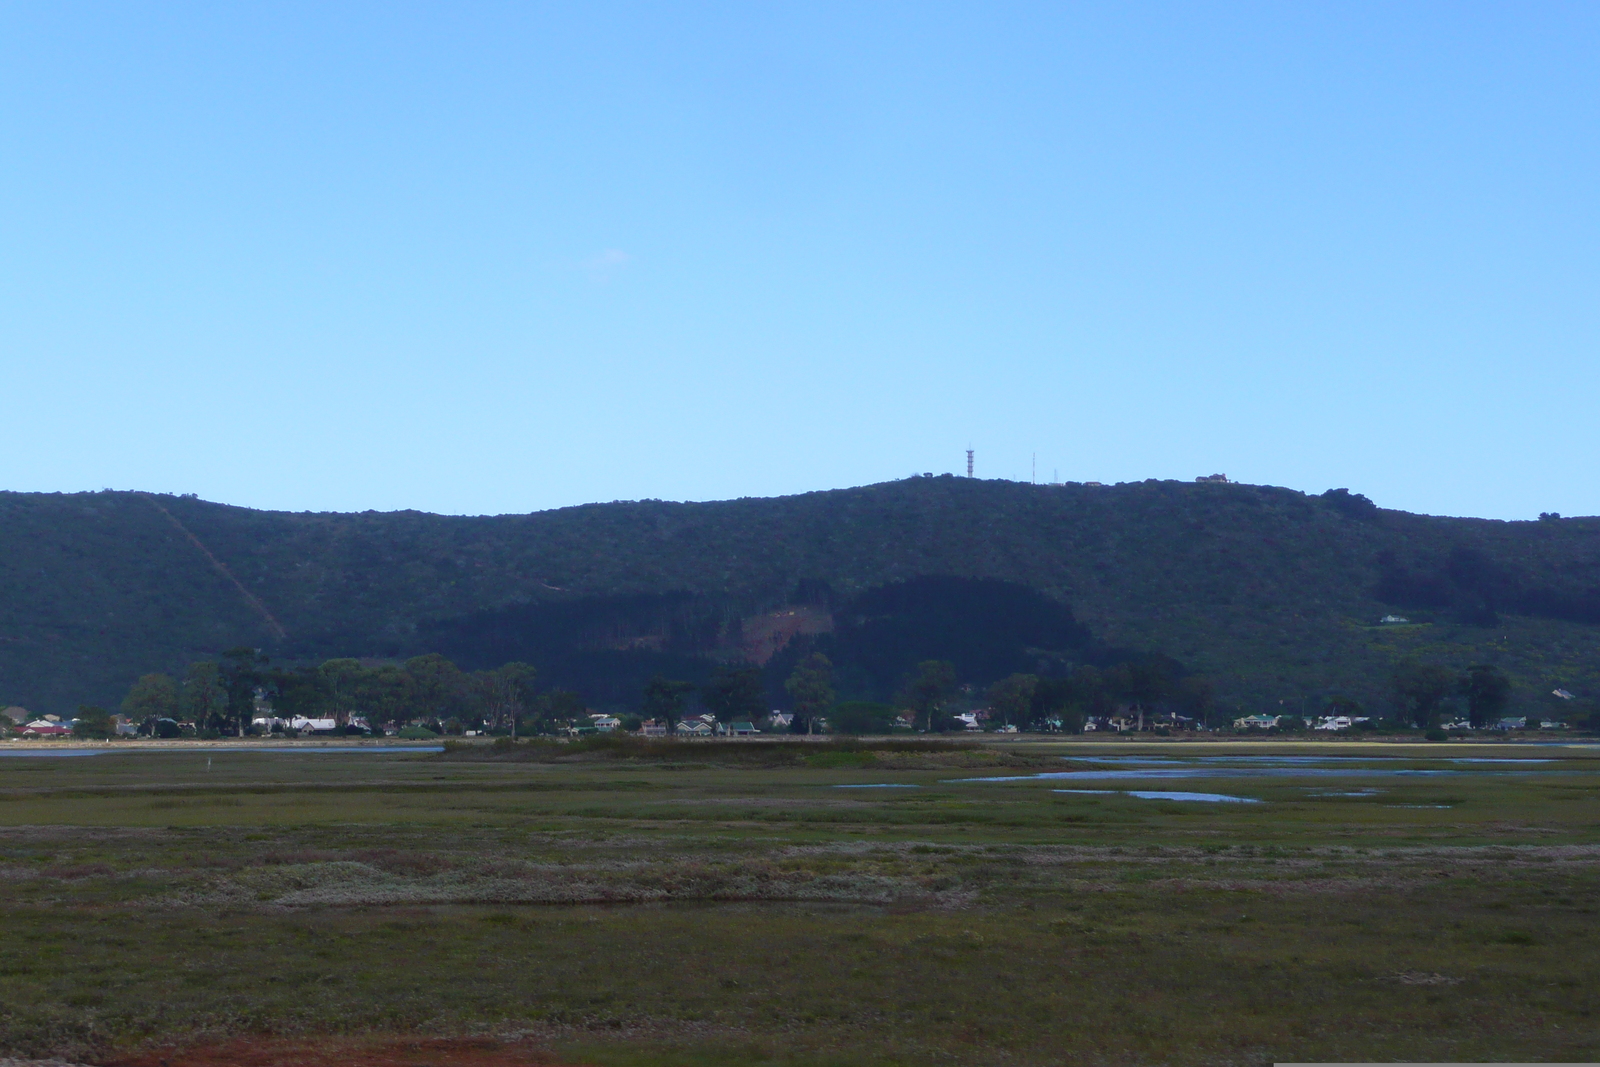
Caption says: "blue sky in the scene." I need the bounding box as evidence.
[2,2,1595,519]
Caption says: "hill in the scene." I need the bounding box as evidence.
[3,477,1599,717]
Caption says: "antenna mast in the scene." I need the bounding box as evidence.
[966,449,974,478]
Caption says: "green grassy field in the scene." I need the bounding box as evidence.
[1,737,1597,1066]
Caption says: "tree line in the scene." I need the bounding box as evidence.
[676,651,1214,735]
[119,649,559,737]
[1387,662,1513,729]
[108,647,1227,739]
[115,647,1537,741]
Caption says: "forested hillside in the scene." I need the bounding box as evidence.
[3,477,1599,716]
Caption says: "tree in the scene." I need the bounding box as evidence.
[1171,676,1215,728]
[270,667,330,721]
[1390,662,1457,729]
[986,674,1038,729]
[899,660,957,732]
[351,664,414,732]
[1462,664,1511,729]
[475,662,538,737]
[405,654,465,721]
[1035,666,1112,732]
[121,674,178,725]
[1103,654,1179,730]
[642,676,694,733]
[830,701,897,735]
[179,662,226,731]
[1325,694,1364,717]
[319,658,365,726]
[72,704,115,739]
[784,653,836,735]
[701,667,766,725]
[1320,488,1378,520]
[540,694,592,735]
[219,648,270,737]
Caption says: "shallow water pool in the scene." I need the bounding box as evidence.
[1053,788,1262,803]
[831,783,921,788]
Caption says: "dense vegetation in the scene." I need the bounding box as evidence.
[3,477,1600,717]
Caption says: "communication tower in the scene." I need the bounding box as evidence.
[966,449,974,478]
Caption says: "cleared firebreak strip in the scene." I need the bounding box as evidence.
[144,495,288,642]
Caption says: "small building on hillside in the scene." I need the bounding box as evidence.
[2,707,29,725]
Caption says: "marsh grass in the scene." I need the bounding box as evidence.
[0,741,1596,1065]
[438,736,1025,769]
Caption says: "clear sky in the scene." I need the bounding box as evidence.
[2,3,1595,520]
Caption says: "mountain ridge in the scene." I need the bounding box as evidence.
[4,476,1599,716]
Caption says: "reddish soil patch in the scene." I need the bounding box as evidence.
[740,605,832,664]
[104,1035,588,1067]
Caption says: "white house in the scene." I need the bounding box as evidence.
[676,720,713,736]
[290,717,338,733]
[1234,714,1279,729]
